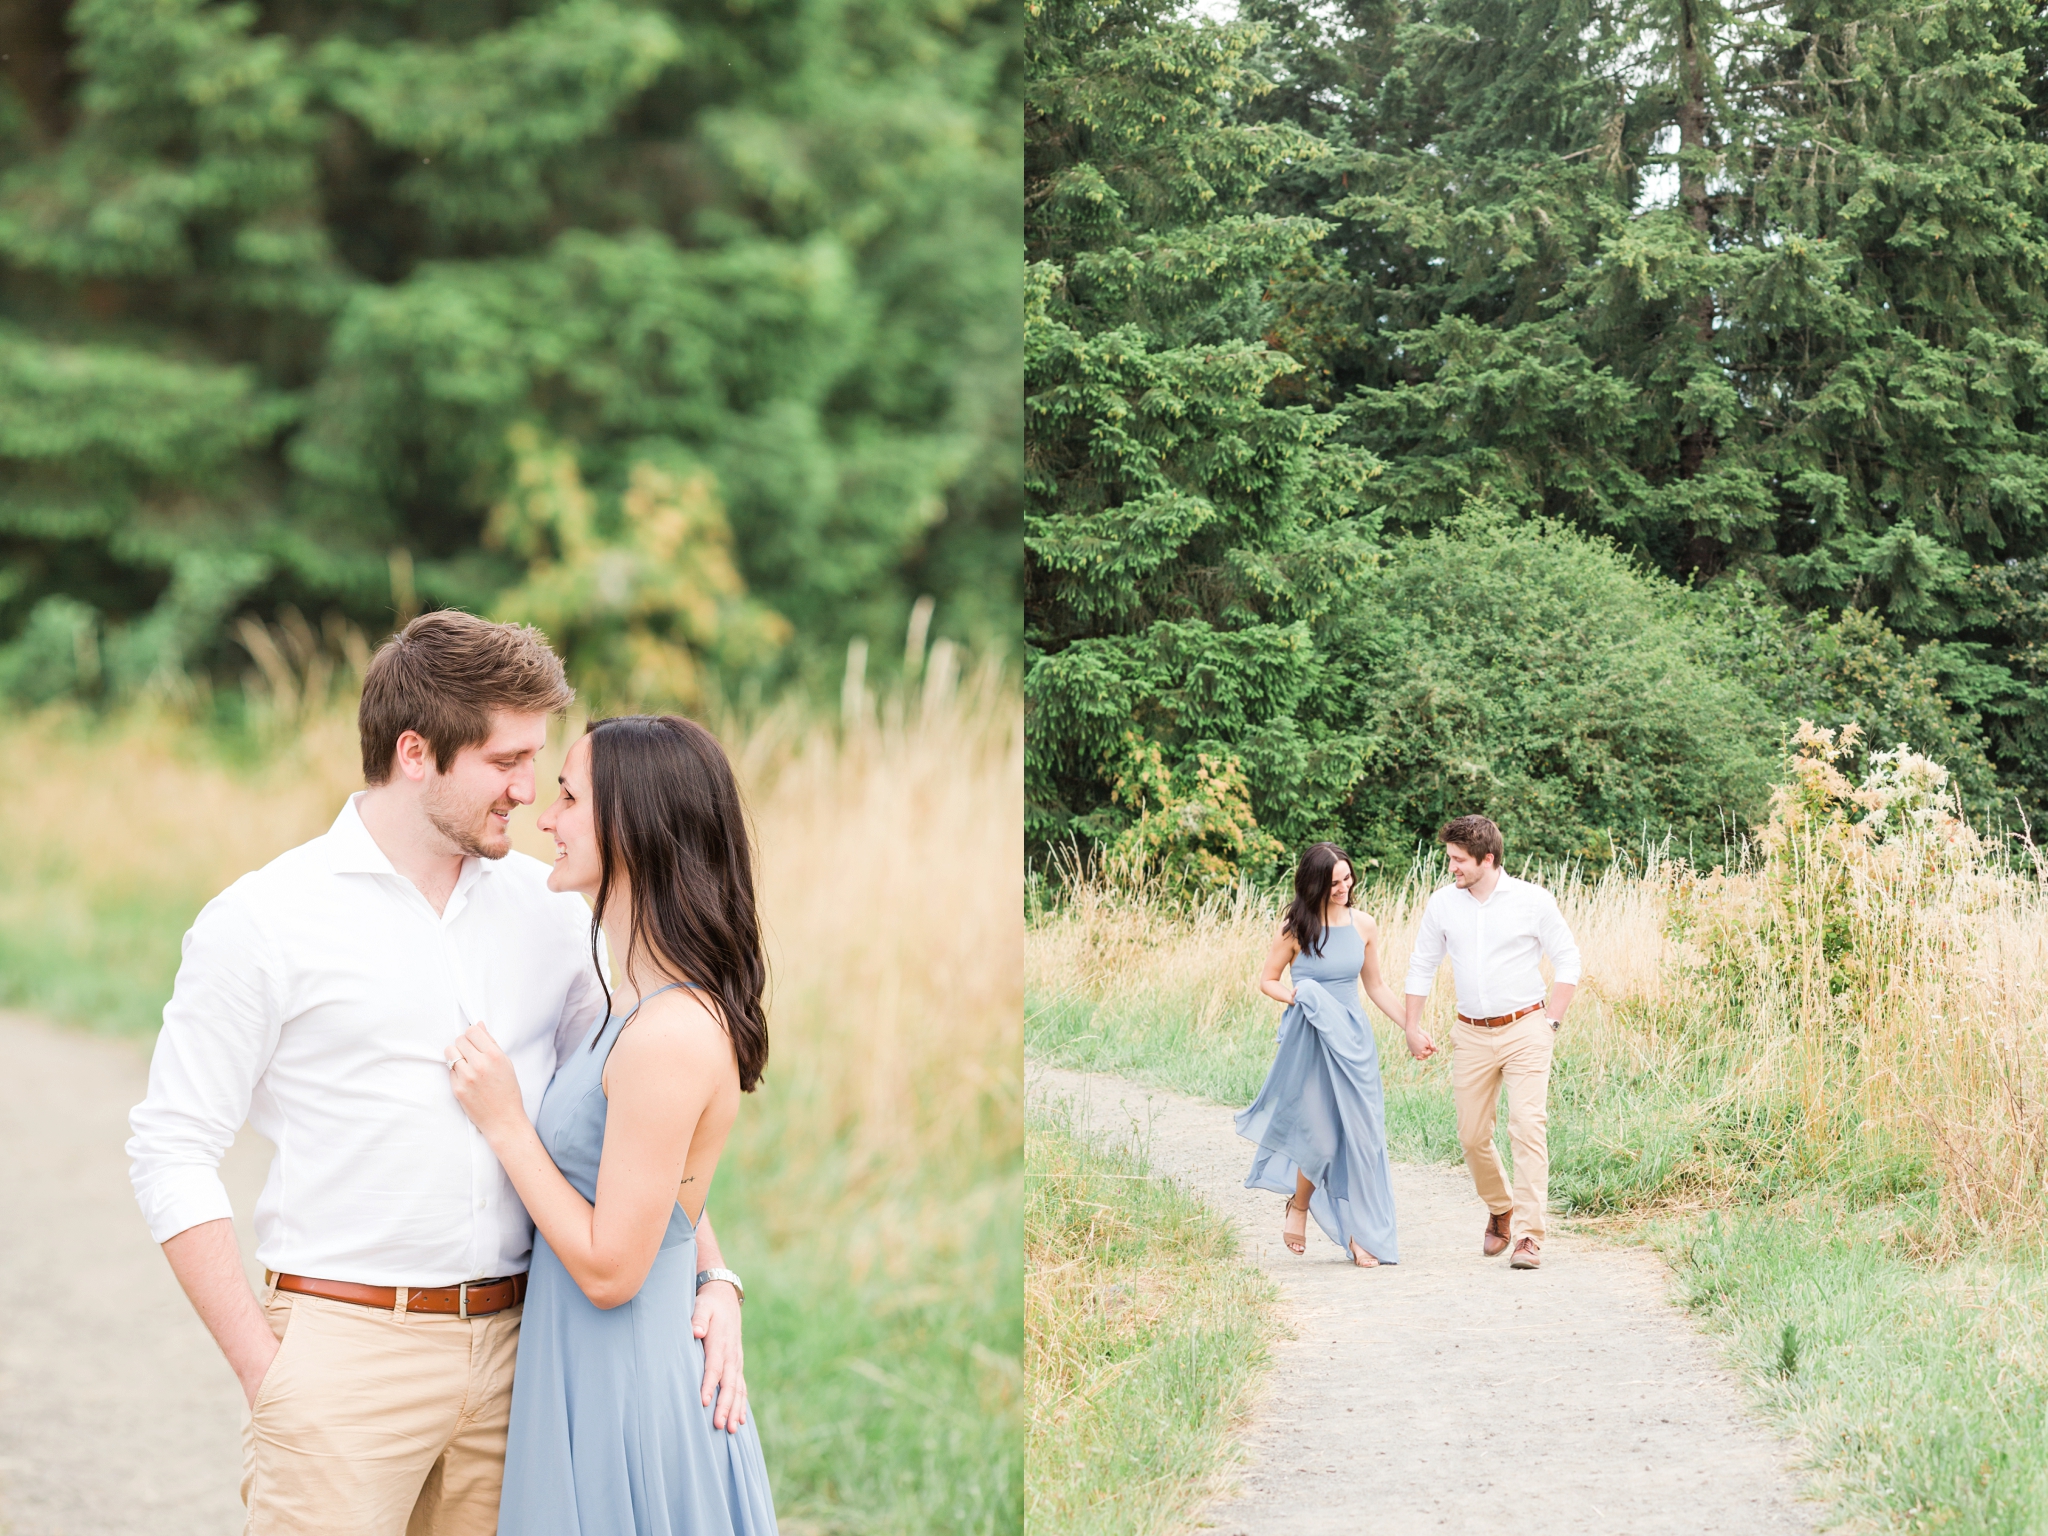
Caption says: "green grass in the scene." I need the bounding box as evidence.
[0,885,193,1035]
[727,1163,1022,1535]
[1025,987,1937,1217]
[1650,1206,2048,1535]
[1025,1101,1280,1536]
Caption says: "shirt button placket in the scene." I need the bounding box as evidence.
[442,921,490,1281]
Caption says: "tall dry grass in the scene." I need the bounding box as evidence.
[714,662,1022,1275]
[1028,727,2048,1254]
[1671,725,2048,1254]
[1025,847,1692,1156]
[3,667,1022,1534]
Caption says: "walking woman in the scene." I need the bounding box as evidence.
[1237,842,1421,1267]
[444,715,777,1535]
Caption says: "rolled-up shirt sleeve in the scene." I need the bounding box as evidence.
[127,886,284,1244]
[1404,898,1448,997]
[1536,892,1582,985]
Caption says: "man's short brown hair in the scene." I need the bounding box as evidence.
[1438,813,1504,868]
[358,611,574,784]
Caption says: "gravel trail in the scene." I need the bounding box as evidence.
[0,1011,270,1536]
[1030,1064,1818,1536]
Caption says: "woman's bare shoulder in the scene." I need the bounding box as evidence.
[1350,910,1380,938]
[612,986,730,1071]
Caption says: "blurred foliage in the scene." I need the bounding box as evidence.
[0,0,1021,709]
[1025,0,2048,862]
[487,424,790,709]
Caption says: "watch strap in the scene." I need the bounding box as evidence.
[696,1267,745,1303]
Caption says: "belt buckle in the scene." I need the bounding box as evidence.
[458,1281,470,1320]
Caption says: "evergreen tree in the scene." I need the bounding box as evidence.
[1253,0,2048,807]
[0,0,1020,706]
[1025,0,1383,855]
[1028,0,2045,865]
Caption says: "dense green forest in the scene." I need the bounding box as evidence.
[0,0,1020,712]
[1026,0,2048,870]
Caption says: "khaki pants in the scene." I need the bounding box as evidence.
[242,1288,522,1536]
[1451,1010,1555,1244]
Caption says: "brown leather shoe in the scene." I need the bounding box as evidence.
[1482,1210,1512,1257]
[1510,1237,1542,1270]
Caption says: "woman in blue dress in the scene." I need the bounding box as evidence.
[444,713,778,1535]
[1238,842,1425,1268]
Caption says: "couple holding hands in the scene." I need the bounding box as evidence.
[127,610,777,1536]
[1239,816,1582,1272]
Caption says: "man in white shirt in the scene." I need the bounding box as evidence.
[1402,813,1581,1271]
[128,611,746,1535]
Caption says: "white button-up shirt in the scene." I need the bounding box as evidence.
[1403,873,1582,1017]
[127,794,606,1286]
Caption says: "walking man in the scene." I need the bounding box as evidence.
[127,611,747,1534]
[1401,814,1580,1271]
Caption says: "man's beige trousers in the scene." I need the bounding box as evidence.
[241,1288,521,1536]
[1450,1010,1555,1244]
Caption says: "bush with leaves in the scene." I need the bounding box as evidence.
[1100,734,1285,898]
[487,427,789,712]
[1300,507,1780,866]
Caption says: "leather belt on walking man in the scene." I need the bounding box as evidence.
[1456,1002,1545,1029]
[269,1271,528,1317]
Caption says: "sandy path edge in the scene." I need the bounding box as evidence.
[0,1011,271,1536]
[1030,1063,1818,1536]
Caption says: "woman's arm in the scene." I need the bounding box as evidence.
[691,1214,748,1431]
[1355,916,1405,1023]
[1257,924,1300,1006]
[1360,916,1438,1059]
[447,1002,725,1310]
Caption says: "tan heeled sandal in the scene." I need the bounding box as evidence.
[1348,1238,1381,1268]
[1281,1195,1308,1255]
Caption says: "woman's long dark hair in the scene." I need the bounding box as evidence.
[582,714,769,1092]
[1283,842,1354,958]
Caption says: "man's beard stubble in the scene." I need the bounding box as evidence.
[422,780,512,860]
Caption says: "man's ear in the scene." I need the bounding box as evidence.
[392,729,434,784]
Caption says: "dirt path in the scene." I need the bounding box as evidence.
[1031,1065,1817,1536]
[0,1012,271,1536]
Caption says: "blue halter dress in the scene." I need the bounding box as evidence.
[1235,918,1400,1262]
[497,985,778,1535]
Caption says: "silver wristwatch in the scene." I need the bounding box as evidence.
[695,1267,745,1304]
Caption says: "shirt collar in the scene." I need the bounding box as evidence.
[1454,871,1520,905]
[323,793,398,875]
[322,792,505,880]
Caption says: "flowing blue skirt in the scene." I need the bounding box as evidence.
[497,1222,778,1536]
[1235,978,1400,1262]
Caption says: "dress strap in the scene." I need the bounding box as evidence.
[601,981,702,1063]
[686,1173,714,1232]
[624,981,687,1018]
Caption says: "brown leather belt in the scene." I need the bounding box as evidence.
[270,1271,527,1317]
[1457,1003,1545,1029]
